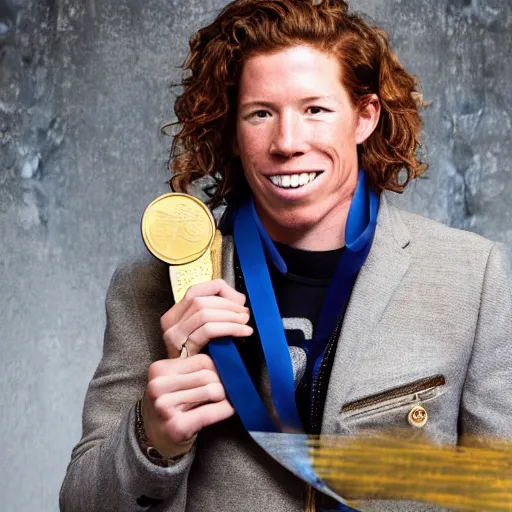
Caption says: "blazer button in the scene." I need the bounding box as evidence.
[407,405,428,428]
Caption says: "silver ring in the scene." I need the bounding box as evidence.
[180,340,190,359]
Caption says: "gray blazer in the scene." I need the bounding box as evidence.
[60,195,512,512]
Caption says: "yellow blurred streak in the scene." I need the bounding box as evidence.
[308,434,512,511]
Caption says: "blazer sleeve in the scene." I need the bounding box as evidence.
[459,242,512,443]
[59,261,195,511]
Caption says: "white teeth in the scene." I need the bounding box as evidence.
[299,173,309,185]
[269,175,281,186]
[268,172,319,189]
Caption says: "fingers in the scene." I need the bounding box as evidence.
[162,280,247,330]
[154,382,227,414]
[146,368,220,398]
[160,279,252,359]
[163,308,253,356]
[186,322,253,356]
[144,354,235,451]
[148,354,216,380]
[184,279,247,306]
[161,295,249,333]
[182,400,235,432]
[164,400,235,443]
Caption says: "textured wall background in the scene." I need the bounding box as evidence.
[1,0,511,510]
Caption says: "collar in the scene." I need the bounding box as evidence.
[375,192,411,250]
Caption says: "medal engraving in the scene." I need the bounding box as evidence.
[142,193,215,265]
[169,250,214,303]
[142,193,222,302]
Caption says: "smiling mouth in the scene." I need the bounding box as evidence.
[266,171,322,189]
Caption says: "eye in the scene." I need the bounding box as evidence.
[252,110,271,119]
[307,106,327,115]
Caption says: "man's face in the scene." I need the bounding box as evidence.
[235,45,370,245]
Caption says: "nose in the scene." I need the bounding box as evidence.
[270,111,308,158]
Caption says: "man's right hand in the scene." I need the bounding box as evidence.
[142,279,253,458]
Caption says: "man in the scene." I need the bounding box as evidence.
[60,1,512,511]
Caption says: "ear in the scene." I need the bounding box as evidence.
[355,94,381,145]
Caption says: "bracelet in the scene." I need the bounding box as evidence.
[135,397,183,467]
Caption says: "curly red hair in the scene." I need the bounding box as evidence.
[168,0,426,207]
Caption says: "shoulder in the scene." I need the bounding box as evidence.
[107,253,173,313]
[404,209,492,247]
[380,199,512,321]
[386,199,496,270]
[377,196,509,297]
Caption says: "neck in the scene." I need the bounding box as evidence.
[256,197,352,251]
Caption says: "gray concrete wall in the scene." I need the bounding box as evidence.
[1,1,511,510]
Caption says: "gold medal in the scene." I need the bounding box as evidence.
[141,193,222,302]
[142,193,215,265]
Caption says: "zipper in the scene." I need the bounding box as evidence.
[309,317,344,434]
[341,374,446,414]
[305,318,345,512]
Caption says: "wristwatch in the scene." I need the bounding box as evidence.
[135,397,184,467]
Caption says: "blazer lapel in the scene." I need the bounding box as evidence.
[322,194,412,432]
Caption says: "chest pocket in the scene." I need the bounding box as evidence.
[338,375,446,435]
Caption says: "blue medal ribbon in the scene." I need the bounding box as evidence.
[208,169,378,510]
[210,169,378,432]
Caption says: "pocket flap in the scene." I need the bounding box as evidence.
[341,374,446,415]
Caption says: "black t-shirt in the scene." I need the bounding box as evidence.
[269,242,344,428]
[235,241,344,432]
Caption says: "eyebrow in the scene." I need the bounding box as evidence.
[239,95,338,110]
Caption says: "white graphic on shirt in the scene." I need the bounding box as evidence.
[282,317,313,341]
